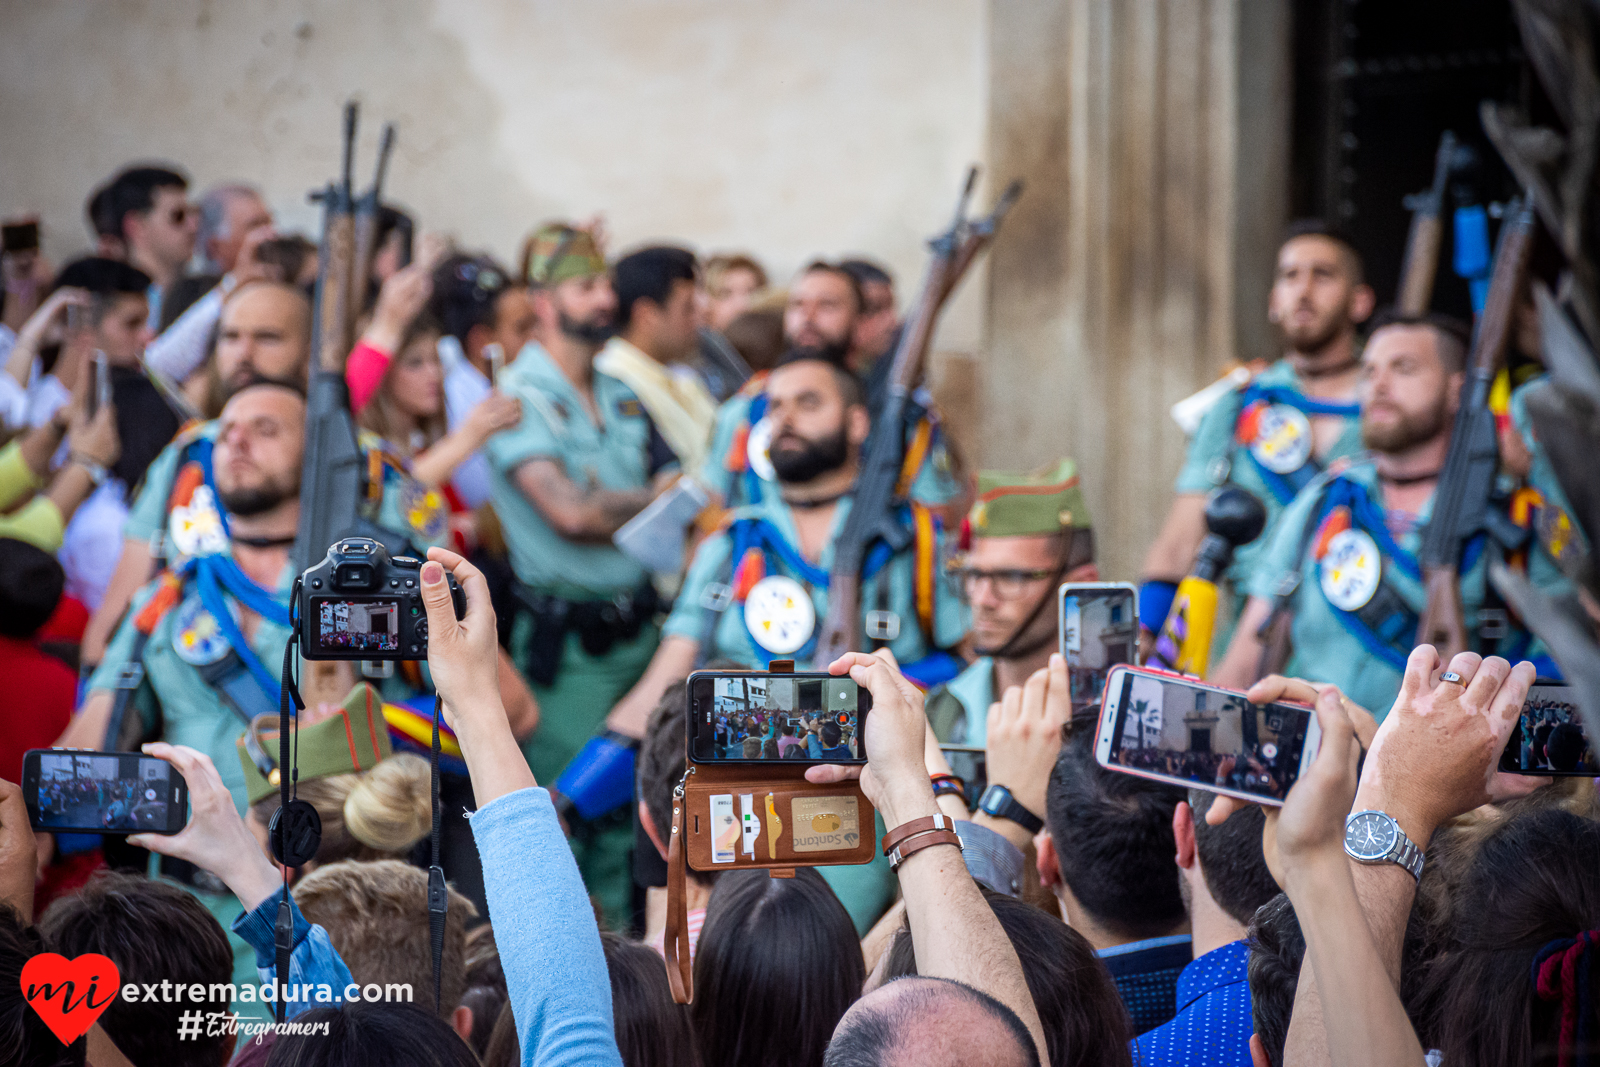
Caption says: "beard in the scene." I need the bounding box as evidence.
[219,474,298,517]
[1361,398,1450,453]
[1279,305,1347,355]
[559,310,615,346]
[770,424,850,484]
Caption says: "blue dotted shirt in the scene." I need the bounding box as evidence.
[1132,939,1255,1067]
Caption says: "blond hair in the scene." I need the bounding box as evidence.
[249,754,432,866]
[293,859,477,1017]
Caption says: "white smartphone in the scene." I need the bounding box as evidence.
[1094,664,1320,806]
[1058,581,1138,716]
[486,343,505,387]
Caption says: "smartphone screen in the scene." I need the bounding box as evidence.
[23,750,188,835]
[1059,582,1138,716]
[688,672,869,764]
[2,221,40,254]
[1095,667,1317,805]
[1499,683,1596,776]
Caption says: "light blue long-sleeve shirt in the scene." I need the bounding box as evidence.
[471,786,623,1067]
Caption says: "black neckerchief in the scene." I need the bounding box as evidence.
[1377,468,1442,487]
[782,490,849,510]
[232,533,298,549]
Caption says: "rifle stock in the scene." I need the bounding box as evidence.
[1397,131,1459,316]
[812,171,1022,662]
[1415,198,1536,658]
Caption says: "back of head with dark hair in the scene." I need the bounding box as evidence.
[1422,808,1600,1067]
[615,246,698,330]
[1187,790,1281,927]
[692,867,863,1067]
[1545,723,1586,771]
[265,1002,478,1067]
[838,258,892,291]
[102,165,189,241]
[39,871,232,1067]
[883,889,1133,1067]
[52,256,152,299]
[430,253,513,346]
[1246,892,1304,1067]
[601,931,699,1067]
[1281,218,1365,283]
[0,538,65,639]
[1045,732,1187,940]
[1,904,84,1067]
[723,307,786,372]
[823,976,1039,1067]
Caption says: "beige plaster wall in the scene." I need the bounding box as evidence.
[0,0,990,350]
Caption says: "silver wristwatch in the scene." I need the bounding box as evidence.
[1343,810,1424,881]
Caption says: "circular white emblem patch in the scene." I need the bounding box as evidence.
[1250,404,1314,475]
[744,575,815,655]
[746,416,777,482]
[172,593,232,666]
[1319,528,1382,612]
[169,484,229,559]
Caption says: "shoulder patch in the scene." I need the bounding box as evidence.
[617,398,644,418]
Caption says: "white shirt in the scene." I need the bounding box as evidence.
[438,335,494,509]
[145,285,224,384]
[58,479,129,611]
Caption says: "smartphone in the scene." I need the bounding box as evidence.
[1094,665,1320,806]
[1499,683,1596,776]
[2,220,40,254]
[87,352,110,420]
[486,342,505,387]
[22,750,189,835]
[688,671,869,764]
[1059,581,1138,715]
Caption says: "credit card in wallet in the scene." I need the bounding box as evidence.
[711,794,737,863]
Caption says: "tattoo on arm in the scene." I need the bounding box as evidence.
[515,459,652,541]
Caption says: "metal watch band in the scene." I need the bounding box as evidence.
[1390,831,1425,882]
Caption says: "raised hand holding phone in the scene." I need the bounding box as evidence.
[977,653,1070,849]
[128,744,282,911]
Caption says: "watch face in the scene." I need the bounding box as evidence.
[1344,812,1396,861]
[980,786,1010,816]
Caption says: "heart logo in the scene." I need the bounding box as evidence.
[20,953,121,1046]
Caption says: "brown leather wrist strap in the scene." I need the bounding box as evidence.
[664,789,693,1004]
[887,828,962,871]
[881,812,956,856]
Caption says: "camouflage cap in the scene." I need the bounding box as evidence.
[968,458,1092,538]
[520,223,606,288]
[238,682,393,806]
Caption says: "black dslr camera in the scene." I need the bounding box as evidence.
[295,537,464,660]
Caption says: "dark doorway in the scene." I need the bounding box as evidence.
[1289,0,1543,321]
[1190,729,1212,755]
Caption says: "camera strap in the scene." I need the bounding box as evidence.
[269,582,322,1025]
[427,693,447,1014]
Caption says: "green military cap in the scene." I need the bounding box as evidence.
[521,222,607,287]
[238,682,394,806]
[967,458,1092,538]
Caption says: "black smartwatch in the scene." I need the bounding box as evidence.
[977,784,1043,834]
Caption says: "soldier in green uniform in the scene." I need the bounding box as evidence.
[484,223,672,926]
[60,382,336,1017]
[1140,222,1375,654]
[923,460,1099,778]
[1212,314,1567,715]
[607,350,967,932]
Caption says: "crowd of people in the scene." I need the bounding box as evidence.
[0,64,1597,1067]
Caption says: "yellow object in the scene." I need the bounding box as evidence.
[765,794,781,860]
[1151,574,1220,677]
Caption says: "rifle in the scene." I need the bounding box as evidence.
[351,121,397,313]
[292,102,405,577]
[1415,198,1536,658]
[1396,131,1463,315]
[812,169,1022,663]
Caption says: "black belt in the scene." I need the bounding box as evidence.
[513,582,662,686]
